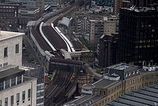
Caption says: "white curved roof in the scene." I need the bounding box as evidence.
[59,17,70,27]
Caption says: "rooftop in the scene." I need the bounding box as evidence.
[0,65,25,79]
[107,85,158,106]
[107,63,138,71]
[59,17,70,27]
[0,31,24,41]
[92,78,119,89]
[64,95,105,106]
[122,6,158,12]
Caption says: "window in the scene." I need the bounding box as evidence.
[0,100,2,106]
[37,91,44,97]
[5,97,8,106]
[17,76,21,84]
[5,79,10,89]
[22,91,25,101]
[37,84,44,90]
[11,95,14,105]
[37,98,44,104]
[16,93,20,103]
[4,47,8,57]
[28,89,31,99]
[11,77,16,86]
[0,82,4,91]
[15,44,19,53]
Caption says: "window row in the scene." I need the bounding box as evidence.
[0,76,22,91]
[0,89,31,106]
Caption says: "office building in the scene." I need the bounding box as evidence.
[0,3,19,30]
[89,19,104,45]
[130,0,157,7]
[0,66,37,106]
[45,0,59,6]
[113,0,158,14]
[113,0,123,14]
[5,0,44,9]
[97,33,118,67]
[89,15,118,50]
[0,31,24,68]
[103,16,118,35]
[117,6,158,66]
[0,30,37,106]
[19,8,41,26]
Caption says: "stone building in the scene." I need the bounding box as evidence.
[0,66,37,106]
[0,31,24,68]
[0,30,37,106]
[64,63,158,106]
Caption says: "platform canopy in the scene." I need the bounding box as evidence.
[59,17,70,27]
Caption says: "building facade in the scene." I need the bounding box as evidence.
[0,31,24,68]
[89,19,104,45]
[0,3,19,30]
[129,0,157,7]
[117,6,158,66]
[113,0,123,14]
[103,16,118,35]
[0,66,37,106]
[5,0,44,9]
[64,63,158,106]
[97,33,118,67]
[91,0,113,6]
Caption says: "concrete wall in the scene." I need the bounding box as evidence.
[0,35,23,68]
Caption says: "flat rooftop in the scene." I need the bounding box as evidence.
[107,63,138,71]
[0,65,25,79]
[92,78,119,89]
[0,31,24,41]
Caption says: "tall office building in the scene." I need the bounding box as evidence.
[117,5,158,66]
[98,33,118,67]
[130,0,157,7]
[89,19,104,45]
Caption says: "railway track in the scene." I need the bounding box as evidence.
[30,0,87,105]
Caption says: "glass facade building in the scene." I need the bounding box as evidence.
[117,7,158,65]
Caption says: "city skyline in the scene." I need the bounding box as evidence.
[0,0,157,106]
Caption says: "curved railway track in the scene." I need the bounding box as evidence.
[30,1,88,106]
